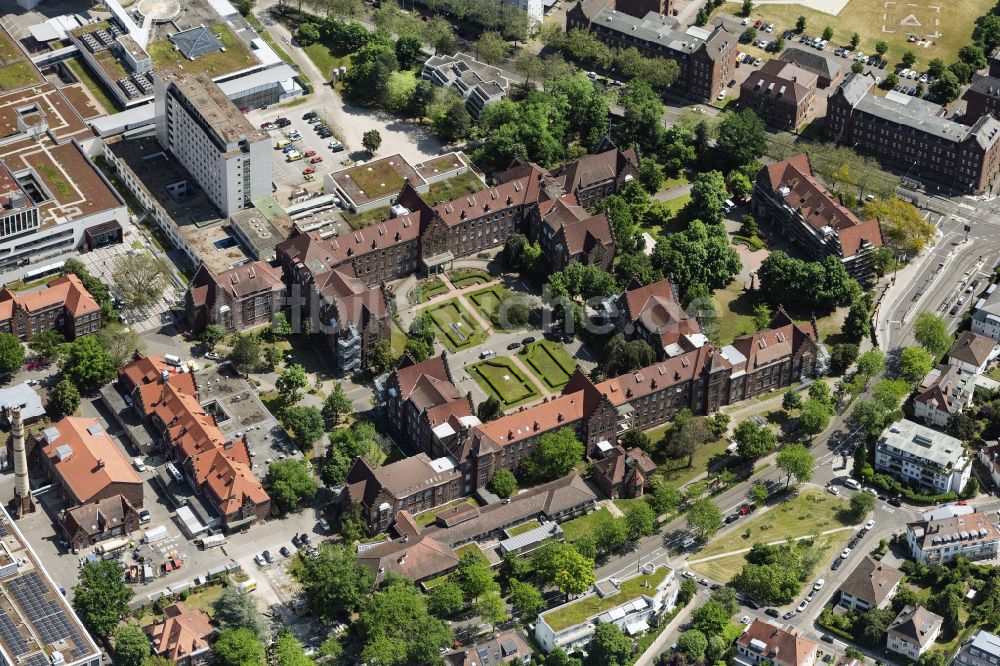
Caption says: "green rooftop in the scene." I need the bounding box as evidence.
[253,196,285,221]
[541,567,670,632]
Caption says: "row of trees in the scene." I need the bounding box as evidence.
[540,27,681,92]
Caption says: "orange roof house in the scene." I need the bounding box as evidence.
[0,273,101,341]
[146,602,215,665]
[34,417,143,510]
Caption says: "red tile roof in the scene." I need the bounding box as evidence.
[0,273,99,321]
[146,602,214,661]
[39,417,140,504]
[737,620,818,666]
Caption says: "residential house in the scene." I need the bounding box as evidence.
[145,602,215,666]
[614,277,706,358]
[951,630,1000,666]
[566,3,737,101]
[592,445,657,499]
[906,506,1000,563]
[837,556,903,611]
[753,154,883,281]
[421,53,510,119]
[948,331,998,374]
[445,629,534,665]
[887,605,943,660]
[735,620,818,666]
[972,294,1000,341]
[30,417,143,510]
[827,73,1000,194]
[978,443,1000,490]
[914,365,977,429]
[384,353,473,453]
[875,419,971,495]
[740,60,818,130]
[0,273,101,341]
[534,566,677,653]
[778,47,844,88]
[343,453,463,534]
[550,141,640,209]
[185,261,285,333]
[529,193,615,271]
[61,494,141,551]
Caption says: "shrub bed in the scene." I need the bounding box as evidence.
[471,358,539,407]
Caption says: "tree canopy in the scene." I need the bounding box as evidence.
[357,577,454,665]
[296,543,374,621]
[62,335,116,392]
[265,459,319,513]
[520,427,584,483]
[72,560,133,638]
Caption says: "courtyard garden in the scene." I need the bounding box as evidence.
[448,268,493,289]
[424,298,488,352]
[519,340,577,390]
[413,277,448,303]
[469,357,542,409]
[468,284,530,331]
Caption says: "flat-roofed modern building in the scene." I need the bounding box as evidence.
[154,70,271,218]
[875,419,971,494]
[422,53,511,119]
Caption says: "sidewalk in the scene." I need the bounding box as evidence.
[633,600,696,666]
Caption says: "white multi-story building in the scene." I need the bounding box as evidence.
[154,71,271,218]
[874,419,971,494]
[503,0,544,25]
[906,506,1000,564]
[887,605,943,660]
[534,566,676,654]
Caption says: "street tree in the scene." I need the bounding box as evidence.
[509,579,545,620]
[98,324,144,368]
[799,398,831,437]
[62,336,115,392]
[322,382,352,428]
[212,586,269,636]
[594,510,629,554]
[265,459,318,513]
[229,333,261,376]
[427,580,464,618]
[296,542,374,621]
[277,363,309,401]
[862,198,936,256]
[850,32,860,48]
[112,624,150,666]
[856,348,886,378]
[687,498,723,539]
[900,346,934,383]
[475,31,509,64]
[624,501,656,539]
[475,591,509,631]
[285,405,325,451]
[48,379,81,418]
[0,332,23,374]
[795,15,806,32]
[914,312,953,359]
[734,420,777,460]
[369,339,395,372]
[692,600,731,635]
[902,50,917,67]
[783,390,802,411]
[111,253,171,309]
[831,343,859,376]
[488,468,517,498]
[645,480,681,516]
[777,443,813,488]
[213,628,265,666]
[455,551,498,602]
[72,560,133,638]
[822,26,833,40]
[849,491,875,521]
[362,129,382,155]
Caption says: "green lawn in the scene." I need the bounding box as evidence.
[345,160,405,199]
[714,281,758,345]
[424,170,486,205]
[390,321,408,356]
[541,567,669,631]
[454,542,489,562]
[470,357,541,408]
[560,508,612,543]
[65,58,118,114]
[696,490,851,561]
[519,340,577,390]
[147,24,257,78]
[692,532,841,583]
[413,497,479,526]
[414,277,448,303]
[649,428,733,490]
[468,285,526,331]
[449,268,493,288]
[303,42,354,80]
[424,298,488,352]
[344,205,391,230]
[724,0,993,66]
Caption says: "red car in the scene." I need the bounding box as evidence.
[738,503,752,516]
[302,167,315,175]
[303,150,316,157]
[310,156,323,164]
[753,20,762,28]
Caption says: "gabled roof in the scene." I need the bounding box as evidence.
[394,354,455,402]
[560,212,613,257]
[779,46,843,80]
[554,145,637,193]
[949,331,997,368]
[145,602,215,661]
[63,494,136,538]
[838,556,903,607]
[188,260,284,307]
[737,620,818,666]
[345,453,461,506]
[357,532,459,584]
[120,353,172,390]
[432,175,539,227]
[39,417,141,504]
[0,273,99,321]
[888,605,943,648]
[313,264,388,331]
[593,446,657,488]
[742,60,818,107]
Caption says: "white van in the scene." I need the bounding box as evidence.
[133,457,146,472]
[844,478,862,491]
[163,354,182,367]
[724,198,736,212]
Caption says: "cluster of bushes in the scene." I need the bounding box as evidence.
[541,27,680,91]
[860,471,958,506]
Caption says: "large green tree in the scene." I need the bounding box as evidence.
[285,405,325,451]
[714,108,767,166]
[914,312,953,359]
[651,220,741,298]
[586,623,632,666]
[357,577,454,665]
[72,560,133,638]
[900,346,934,383]
[111,253,172,309]
[426,580,464,618]
[48,378,81,418]
[112,624,150,666]
[520,427,584,483]
[0,332,24,374]
[509,578,545,620]
[265,459,318,513]
[776,443,813,488]
[296,543,374,621]
[454,551,498,602]
[733,420,777,460]
[213,628,265,666]
[322,382,352,427]
[531,542,596,596]
[212,586,269,636]
[62,335,116,392]
[229,333,261,375]
[687,498,723,540]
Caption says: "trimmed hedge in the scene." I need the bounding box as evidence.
[862,471,957,506]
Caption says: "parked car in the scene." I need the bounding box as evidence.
[796,600,809,613]
[865,519,876,530]
[827,485,840,495]
[262,550,274,564]
[840,547,852,559]
[813,579,825,591]
[522,336,536,344]
[480,350,496,359]
[292,534,303,548]
[310,156,324,164]
[783,611,795,619]
[303,150,316,157]
[328,140,344,151]
[318,518,331,532]
[139,509,151,524]
[738,503,752,515]
[726,513,739,524]
[831,557,842,570]
[507,342,521,350]
[280,546,292,557]
[204,351,222,361]
[683,570,696,579]
[889,497,903,507]
[821,635,834,644]
[765,608,780,618]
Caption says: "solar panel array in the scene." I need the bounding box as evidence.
[6,572,90,659]
[0,605,32,657]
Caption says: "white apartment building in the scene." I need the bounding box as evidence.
[906,505,1000,563]
[154,71,271,218]
[534,566,676,653]
[874,419,971,494]
[887,605,943,660]
[503,0,544,25]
